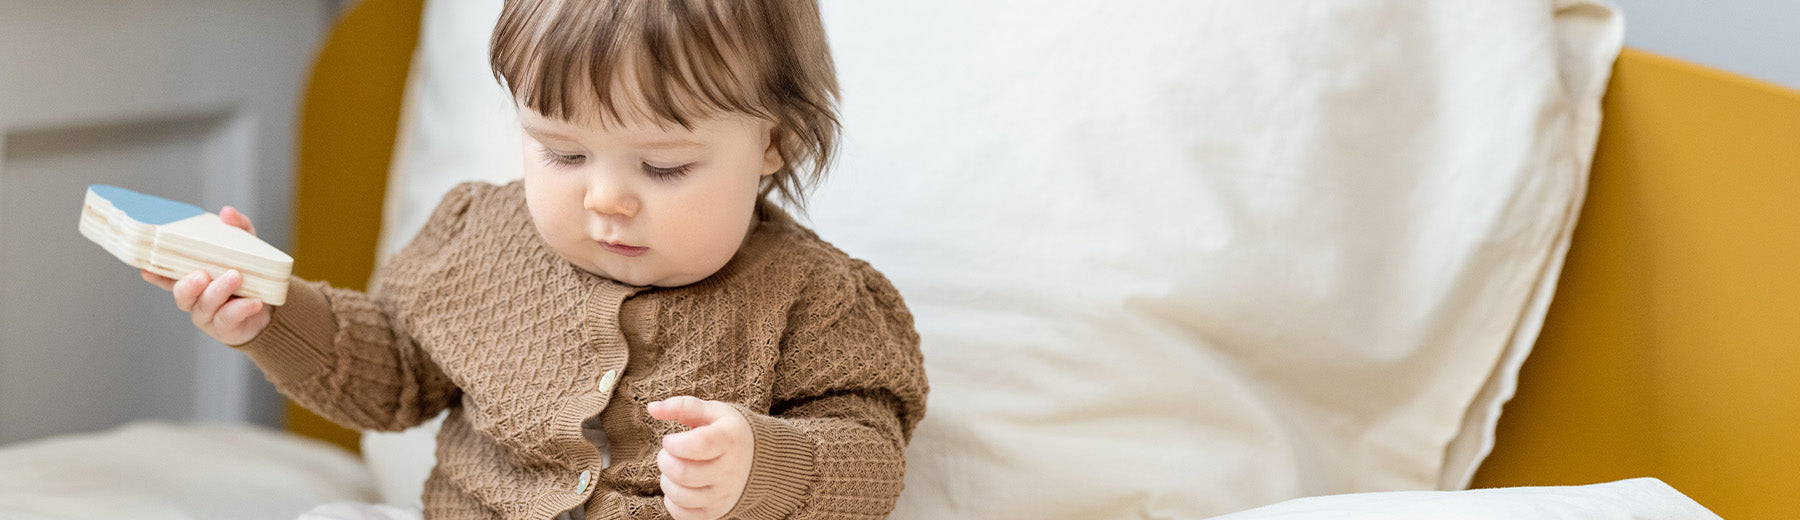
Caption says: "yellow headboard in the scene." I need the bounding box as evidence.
[1473,48,1800,520]
[289,0,425,453]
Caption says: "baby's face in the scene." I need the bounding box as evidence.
[519,105,781,287]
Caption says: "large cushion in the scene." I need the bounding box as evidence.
[811,1,1620,516]
[374,0,1623,517]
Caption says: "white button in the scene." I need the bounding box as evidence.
[597,370,618,393]
[575,470,592,494]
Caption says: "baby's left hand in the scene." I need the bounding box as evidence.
[647,396,754,520]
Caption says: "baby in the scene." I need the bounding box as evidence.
[142,1,927,519]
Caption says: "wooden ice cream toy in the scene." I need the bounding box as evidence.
[78,185,292,305]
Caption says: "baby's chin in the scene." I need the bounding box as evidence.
[573,259,715,288]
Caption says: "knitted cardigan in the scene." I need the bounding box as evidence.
[236,181,927,520]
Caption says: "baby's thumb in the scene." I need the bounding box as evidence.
[220,206,257,236]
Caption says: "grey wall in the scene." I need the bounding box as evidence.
[1,1,330,445]
[1612,0,1800,91]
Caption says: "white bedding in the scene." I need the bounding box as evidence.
[0,422,1719,520]
[1210,478,1721,520]
[0,422,372,520]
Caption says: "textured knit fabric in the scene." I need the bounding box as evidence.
[236,181,927,520]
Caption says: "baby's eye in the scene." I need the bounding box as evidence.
[642,163,694,180]
[538,149,586,168]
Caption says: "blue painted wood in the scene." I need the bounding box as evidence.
[88,185,206,226]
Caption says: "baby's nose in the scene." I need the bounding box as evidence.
[584,178,640,217]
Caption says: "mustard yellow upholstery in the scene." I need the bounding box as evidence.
[290,0,424,453]
[1473,48,1800,520]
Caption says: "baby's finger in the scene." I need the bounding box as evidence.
[658,446,729,488]
[662,426,729,462]
[171,271,210,312]
[660,475,728,515]
[219,206,257,236]
[141,269,177,291]
[648,396,720,430]
[192,270,243,326]
[665,501,709,520]
[663,496,708,520]
[216,297,265,328]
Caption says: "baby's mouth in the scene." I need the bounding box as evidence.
[598,241,648,257]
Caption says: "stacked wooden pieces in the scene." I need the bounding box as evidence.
[78,185,292,305]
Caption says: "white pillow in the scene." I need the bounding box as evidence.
[377,0,519,262]
[365,0,507,507]
[359,414,443,509]
[374,0,1623,517]
[811,1,1620,517]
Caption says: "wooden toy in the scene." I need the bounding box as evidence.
[78,185,292,305]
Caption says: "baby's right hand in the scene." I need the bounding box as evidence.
[140,206,274,346]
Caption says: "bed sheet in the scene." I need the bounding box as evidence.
[0,421,1719,520]
[1209,478,1720,520]
[0,421,372,520]
[0,421,1713,518]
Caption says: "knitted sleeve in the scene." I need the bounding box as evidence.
[229,184,478,432]
[726,260,929,520]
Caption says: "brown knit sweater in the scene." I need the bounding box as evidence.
[236,181,927,520]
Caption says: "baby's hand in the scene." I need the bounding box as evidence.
[140,207,273,346]
[647,396,754,520]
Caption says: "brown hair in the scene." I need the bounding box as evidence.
[490,0,840,209]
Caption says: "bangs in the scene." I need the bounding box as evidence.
[490,0,841,210]
[491,1,768,128]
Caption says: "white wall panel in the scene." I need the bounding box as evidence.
[1613,0,1800,90]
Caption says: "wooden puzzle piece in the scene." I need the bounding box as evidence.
[79,185,292,305]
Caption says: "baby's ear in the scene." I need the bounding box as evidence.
[761,129,785,177]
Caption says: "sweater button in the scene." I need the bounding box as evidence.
[597,369,618,394]
[575,470,593,495]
